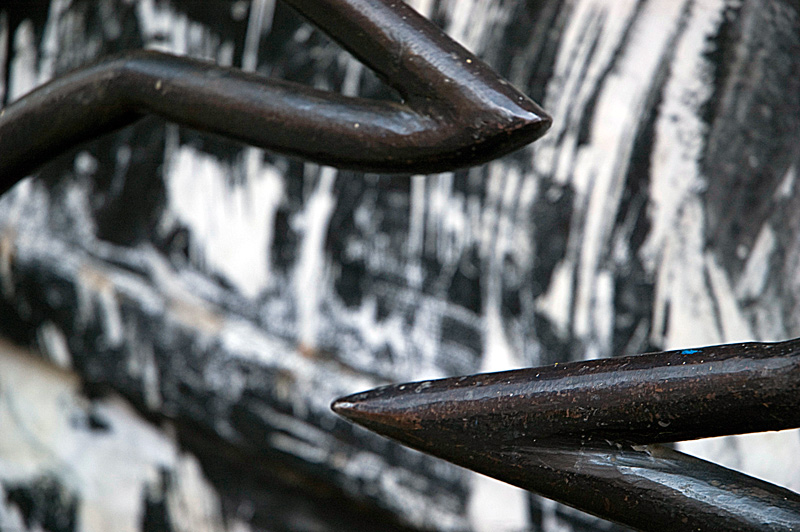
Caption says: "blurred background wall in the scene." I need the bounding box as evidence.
[0,1,798,531]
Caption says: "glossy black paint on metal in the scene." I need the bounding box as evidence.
[0,0,550,196]
[332,339,800,532]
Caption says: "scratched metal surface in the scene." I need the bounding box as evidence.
[0,1,798,531]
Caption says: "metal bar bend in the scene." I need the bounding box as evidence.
[0,0,550,195]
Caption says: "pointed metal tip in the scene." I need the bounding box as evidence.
[330,399,355,415]
[330,386,414,438]
[330,398,364,421]
[331,339,800,454]
[330,344,800,531]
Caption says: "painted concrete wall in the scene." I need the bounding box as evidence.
[1,1,798,531]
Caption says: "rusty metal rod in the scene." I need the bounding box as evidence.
[332,339,800,531]
[0,0,550,195]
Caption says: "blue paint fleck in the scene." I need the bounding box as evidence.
[680,349,701,355]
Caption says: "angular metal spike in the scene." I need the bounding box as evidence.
[0,0,551,194]
[332,339,800,532]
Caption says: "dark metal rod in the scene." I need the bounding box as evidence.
[0,0,550,195]
[458,444,800,532]
[334,339,800,446]
[332,338,800,531]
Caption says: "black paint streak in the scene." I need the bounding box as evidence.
[176,417,422,532]
[5,476,78,532]
[575,0,647,148]
[141,470,174,532]
[703,1,800,275]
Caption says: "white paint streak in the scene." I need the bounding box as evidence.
[405,0,434,18]
[134,0,286,302]
[377,466,466,531]
[408,175,426,261]
[76,266,125,348]
[643,0,727,349]
[481,303,519,373]
[679,430,800,494]
[69,264,118,344]
[535,0,643,184]
[586,269,614,359]
[572,1,686,347]
[340,55,365,97]
[442,0,510,53]
[704,252,753,342]
[0,341,230,532]
[288,18,365,352]
[534,0,693,354]
[467,473,529,532]
[164,456,230,532]
[98,0,123,41]
[136,0,187,52]
[735,224,788,341]
[125,332,162,411]
[427,172,469,266]
[736,225,775,301]
[36,321,73,369]
[776,163,796,199]
[9,20,38,101]
[653,202,721,348]
[135,0,223,60]
[270,433,328,464]
[407,299,449,381]
[293,167,337,348]
[38,0,74,81]
[241,0,275,72]
[535,259,574,338]
[350,297,407,365]
[164,145,284,298]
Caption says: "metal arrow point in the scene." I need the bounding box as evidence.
[332,339,800,532]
